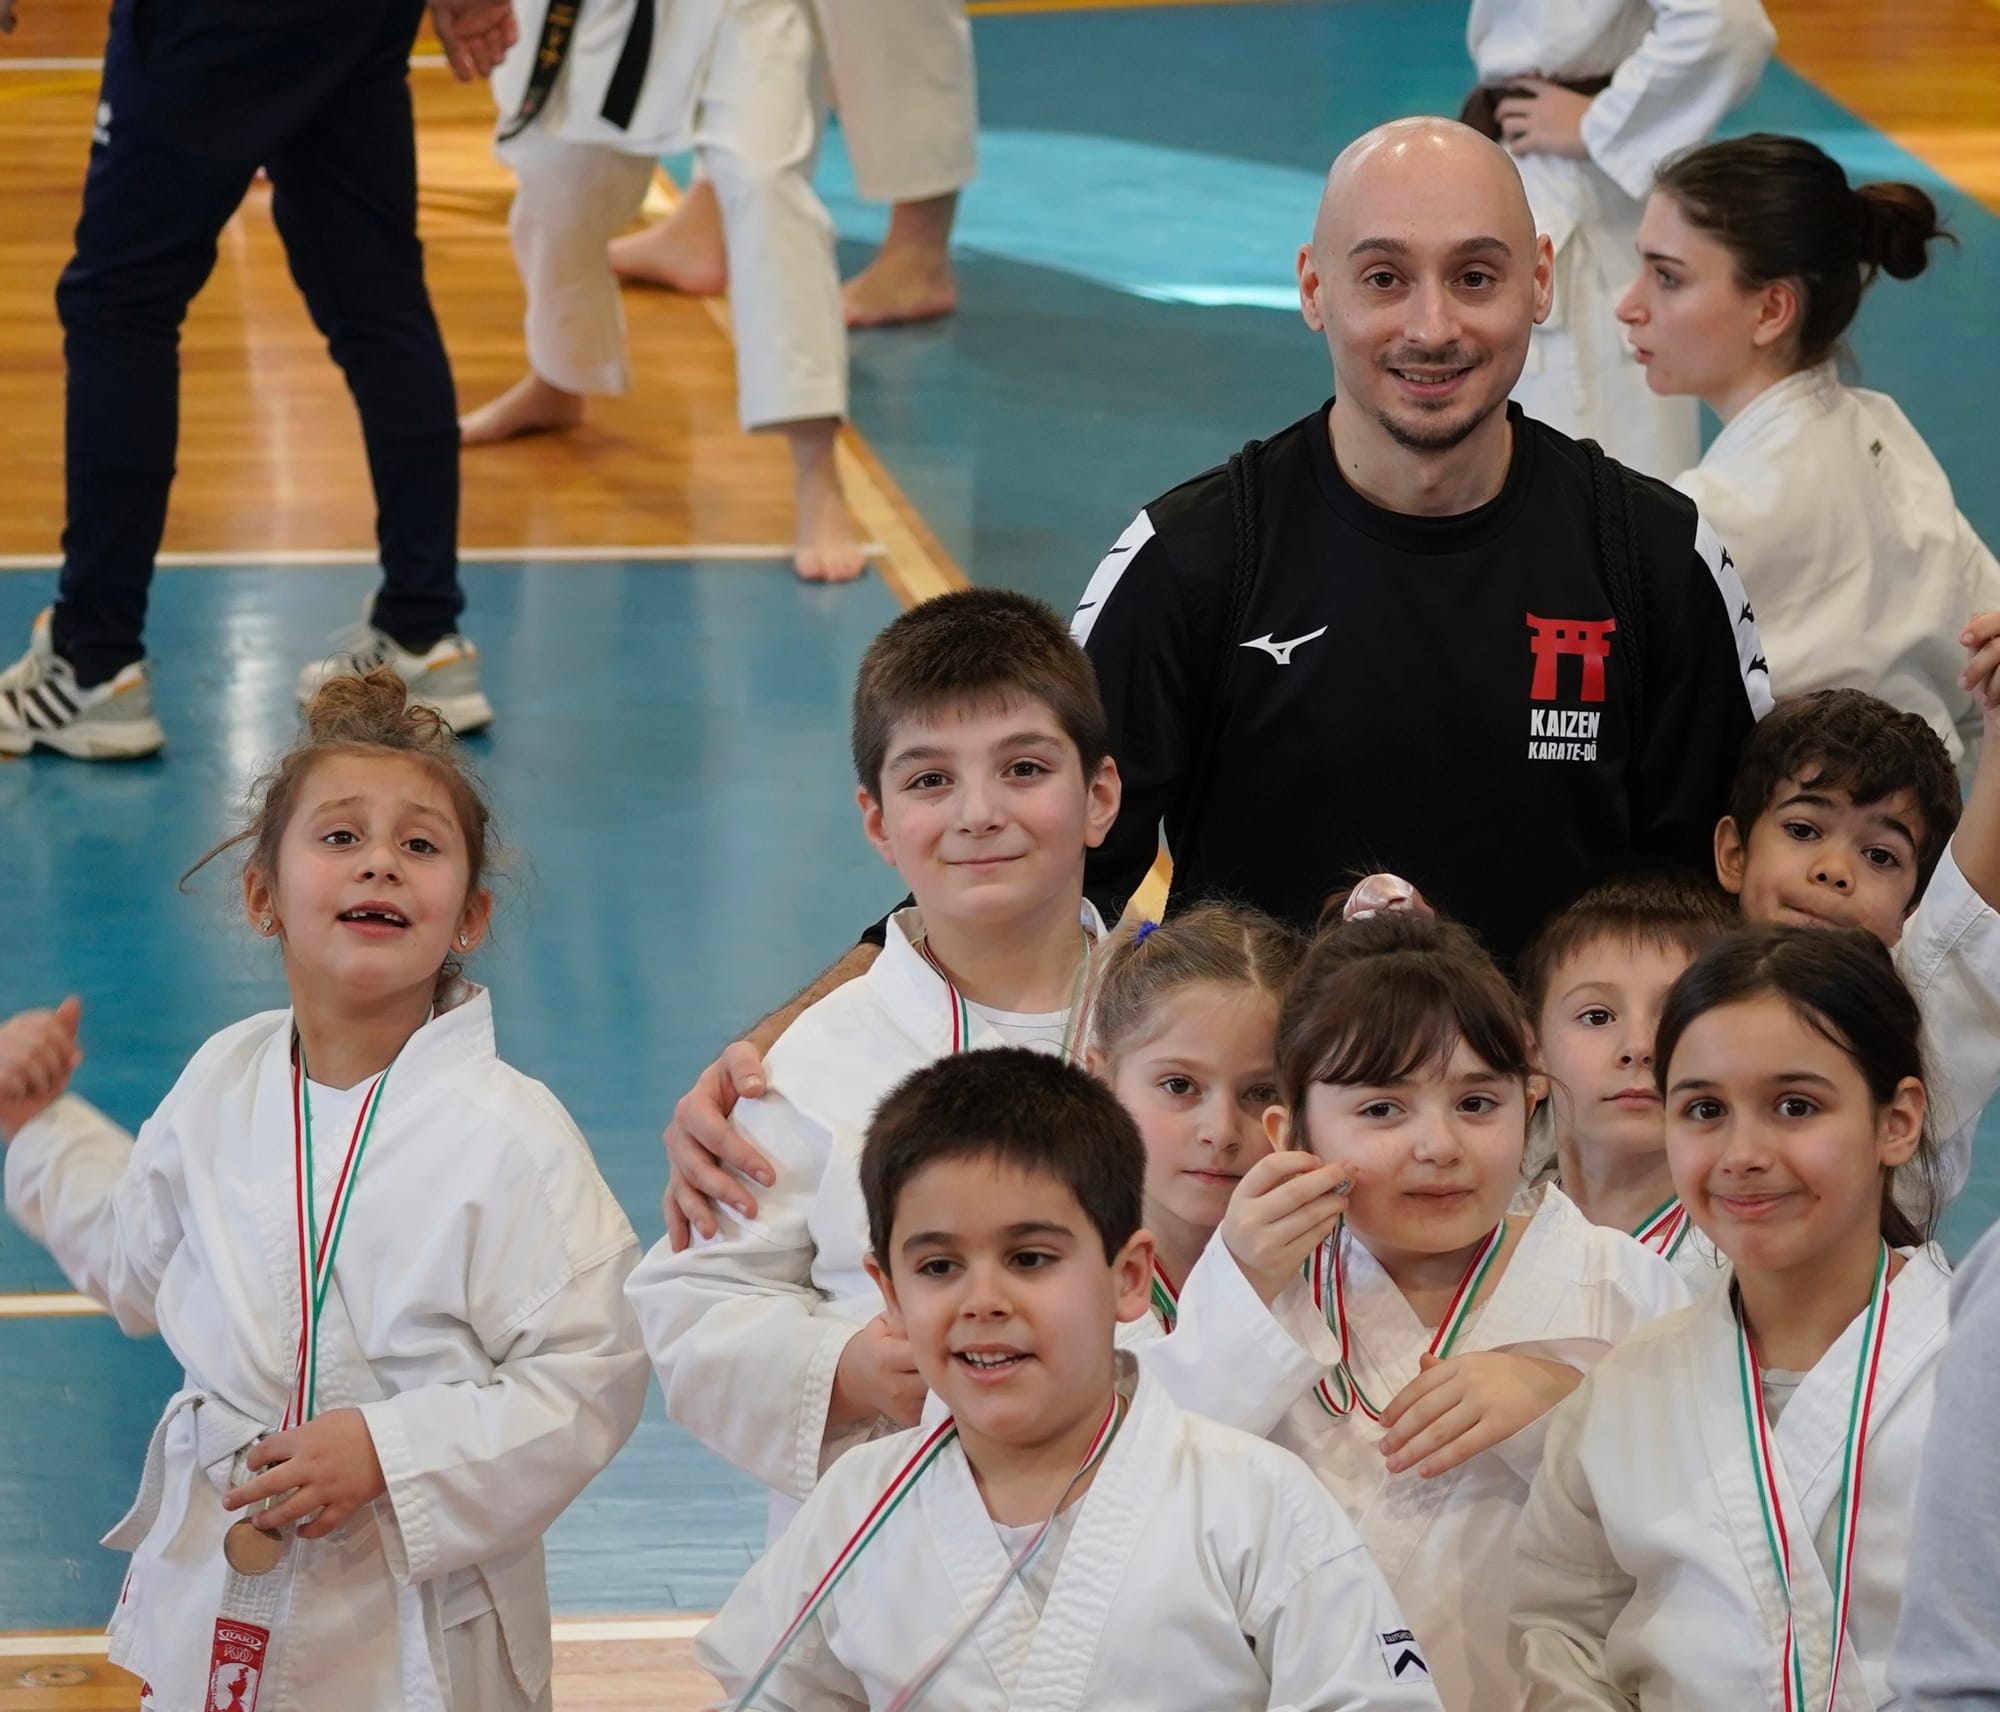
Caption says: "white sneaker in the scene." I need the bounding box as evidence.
[0,609,166,760]
[294,623,494,734]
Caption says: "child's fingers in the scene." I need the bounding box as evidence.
[223,1465,298,1511]
[1377,1363,1459,1438]
[1407,1402,1495,1478]
[54,996,82,1040]
[250,1487,323,1535]
[295,1499,352,1540]
[244,1430,300,1475]
[1234,1151,1330,1198]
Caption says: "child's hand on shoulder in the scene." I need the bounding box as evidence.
[1220,1152,1352,1307]
[0,997,84,1142]
[829,1314,926,1431]
[1378,1351,1582,1478]
[223,1408,387,1540]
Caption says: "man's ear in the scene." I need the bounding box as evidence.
[1297,241,1327,333]
[1111,1229,1156,1325]
[1714,815,1749,897]
[858,786,897,868]
[1530,231,1556,326]
[863,1250,906,1334]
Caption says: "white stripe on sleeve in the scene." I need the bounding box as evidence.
[1070,511,1156,648]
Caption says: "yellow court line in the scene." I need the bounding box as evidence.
[0,1615,714,1657]
[0,1293,105,1317]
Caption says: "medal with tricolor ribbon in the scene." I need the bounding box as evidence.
[1308,1220,1507,1421]
[916,931,1095,1062]
[1632,1195,1692,1260]
[1734,1243,1890,1712]
[728,1392,1128,1711]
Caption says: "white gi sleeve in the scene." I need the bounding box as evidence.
[3,1093,180,1335]
[1510,1386,1640,1710]
[1577,0,1777,201]
[1247,1462,1446,1711]
[1136,1241,1337,1435]
[1896,844,2000,1202]
[625,1088,869,1500]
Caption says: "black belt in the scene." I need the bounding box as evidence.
[497,0,655,143]
[1459,74,1613,143]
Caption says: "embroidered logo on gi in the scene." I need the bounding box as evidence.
[1240,626,1329,666]
[92,101,112,147]
[209,1663,260,1712]
[1379,1628,1431,1679]
[1525,613,1616,703]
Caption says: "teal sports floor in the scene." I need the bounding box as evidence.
[3,0,1997,1629]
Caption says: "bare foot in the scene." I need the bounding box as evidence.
[460,374,585,446]
[609,179,728,296]
[787,421,870,583]
[842,250,958,329]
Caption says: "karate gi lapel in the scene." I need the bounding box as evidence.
[1010,1363,1166,1709]
[916,1438,1040,1696]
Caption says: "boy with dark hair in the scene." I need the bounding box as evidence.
[629,590,1344,1537]
[697,1049,1443,1711]
[1714,641,2000,1205]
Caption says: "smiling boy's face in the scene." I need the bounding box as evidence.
[865,1154,1151,1458]
[1717,772,1928,948]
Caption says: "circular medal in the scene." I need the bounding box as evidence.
[223,1518,286,1576]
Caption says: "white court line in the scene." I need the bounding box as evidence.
[0,1615,710,1657]
[0,544,880,571]
[0,1292,105,1317]
[0,54,452,72]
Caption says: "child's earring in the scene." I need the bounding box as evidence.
[259,917,274,935]
[457,932,470,949]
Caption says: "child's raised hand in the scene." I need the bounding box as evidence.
[1220,1152,1353,1306]
[1960,611,2000,715]
[0,997,84,1142]
[828,1314,926,1431]
[222,1408,387,1540]
[1377,1351,1582,1478]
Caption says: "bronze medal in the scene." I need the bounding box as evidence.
[222,1517,286,1577]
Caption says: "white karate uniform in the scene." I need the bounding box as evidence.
[1511,1246,1951,1710]
[1272,1185,1689,1712]
[1467,0,1776,478]
[695,1359,1447,1710]
[1673,364,2000,770]
[626,903,1340,1537]
[495,0,974,426]
[2,984,648,1712]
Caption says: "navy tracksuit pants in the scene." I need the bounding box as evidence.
[51,0,465,687]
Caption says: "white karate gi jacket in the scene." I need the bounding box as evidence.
[1512,1246,1951,1710]
[627,903,1340,1534]
[1272,1185,1689,1712]
[695,1359,1447,1710]
[3,985,648,1712]
[1468,0,1776,477]
[1674,365,2000,770]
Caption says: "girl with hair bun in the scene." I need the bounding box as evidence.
[1617,132,2000,770]
[0,670,647,1712]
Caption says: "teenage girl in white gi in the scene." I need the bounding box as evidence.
[1260,903,1687,1712]
[1468,0,1775,476]
[1617,133,2000,774]
[0,671,648,1711]
[1513,926,1953,1710]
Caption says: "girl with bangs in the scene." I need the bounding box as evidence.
[1258,903,1687,1712]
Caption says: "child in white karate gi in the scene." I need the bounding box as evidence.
[1518,871,1738,1289]
[625,591,1342,1538]
[467,0,873,581]
[697,1047,1446,1711]
[1512,925,1954,1710]
[0,670,648,1712]
[1615,133,2000,771]
[1468,0,1776,476]
[1258,905,1688,1712]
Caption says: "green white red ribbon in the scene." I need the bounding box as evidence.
[1149,1259,1180,1333]
[1734,1244,1891,1712]
[1309,1220,1507,1421]
[732,1392,1127,1712]
[284,1046,398,1429]
[1632,1195,1693,1260]
[917,932,1094,1062]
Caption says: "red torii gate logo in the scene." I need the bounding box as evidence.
[1526,613,1616,704]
